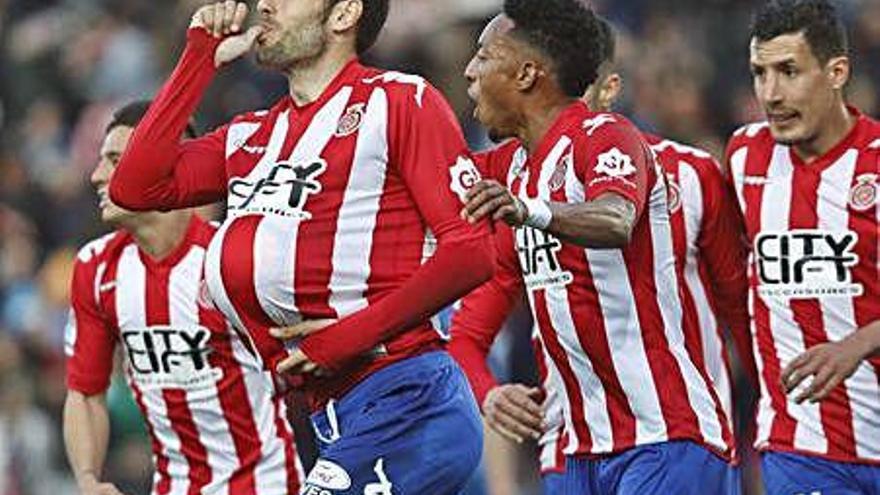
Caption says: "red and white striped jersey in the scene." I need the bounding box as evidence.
[65,216,302,495]
[489,103,734,458]
[726,109,880,464]
[648,134,752,423]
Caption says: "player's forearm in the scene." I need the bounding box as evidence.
[63,391,111,488]
[300,234,496,370]
[541,195,636,248]
[847,320,880,359]
[110,28,220,211]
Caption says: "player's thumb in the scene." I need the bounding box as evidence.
[214,25,263,67]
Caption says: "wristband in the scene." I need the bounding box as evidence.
[521,198,553,229]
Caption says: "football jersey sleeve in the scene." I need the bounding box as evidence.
[696,159,758,387]
[575,116,651,217]
[110,28,228,211]
[449,225,524,406]
[297,82,495,371]
[65,258,116,396]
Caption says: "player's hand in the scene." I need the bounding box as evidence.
[461,180,526,227]
[781,339,869,404]
[276,348,324,376]
[270,319,338,341]
[482,384,543,443]
[78,476,126,495]
[190,1,263,67]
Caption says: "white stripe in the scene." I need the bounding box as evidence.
[535,329,565,470]
[817,151,880,459]
[253,216,302,326]
[236,110,291,187]
[328,88,389,316]
[730,147,749,211]
[760,146,827,453]
[648,177,726,449]
[115,246,189,494]
[679,163,732,418]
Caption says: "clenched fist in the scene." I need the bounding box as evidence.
[190,1,263,67]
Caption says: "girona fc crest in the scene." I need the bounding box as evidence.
[335,103,365,137]
[849,173,878,211]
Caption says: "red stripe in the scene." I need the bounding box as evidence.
[219,216,286,370]
[204,310,260,495]
[145,263,213,493]
[553,426,567,471]
[273,395,301,493]
[533,290,593,452]
[622,217,702,442]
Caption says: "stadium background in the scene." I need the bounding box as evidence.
[0,0,878,493]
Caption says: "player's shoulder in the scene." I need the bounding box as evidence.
[573,108,644,147]
[359,66,439,108]
[75,230,130,267]
[649,135,721,175]
[477,139,525,183]
[856,113,880,149]
[726,121,773,155]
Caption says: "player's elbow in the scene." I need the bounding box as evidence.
[462,235,496,287]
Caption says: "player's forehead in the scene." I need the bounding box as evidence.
[750,32,814,66]
[477,14,516,52]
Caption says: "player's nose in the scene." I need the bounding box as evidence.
[90,158,110,187]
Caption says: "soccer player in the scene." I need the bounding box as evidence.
[456,0,737,493]
[450,16,755,493]
[64,101,302,495]
[726,1,880,493]
[108,1,494,493]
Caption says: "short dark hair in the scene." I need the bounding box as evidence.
[503,0,603,98]
[751,0,848,63]
[329,0,389,54]
[597,17,616,67]
[106,100,197,139]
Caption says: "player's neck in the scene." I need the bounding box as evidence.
[793,102,856,163]
[518,96,573,153]
[126,212,192,262]
[286,47,355,107]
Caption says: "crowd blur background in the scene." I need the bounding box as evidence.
[1,0,879,494]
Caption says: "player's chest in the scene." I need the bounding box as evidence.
[224,99,394,221]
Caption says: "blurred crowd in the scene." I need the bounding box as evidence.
[1,1,879,494]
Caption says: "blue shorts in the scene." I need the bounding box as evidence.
[301,351,483,495]
[563,441,740,495]
[543,471,566,494]
[762,451,880,495]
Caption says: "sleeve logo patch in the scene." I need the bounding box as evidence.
[449,156,482,202]
[594,147,636,178]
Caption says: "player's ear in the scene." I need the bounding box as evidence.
[599,73,623,110]
[515,60,544,92]
[826,55,850,91]
[328,0,362,34]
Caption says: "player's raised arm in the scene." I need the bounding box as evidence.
[109,2,261,211]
